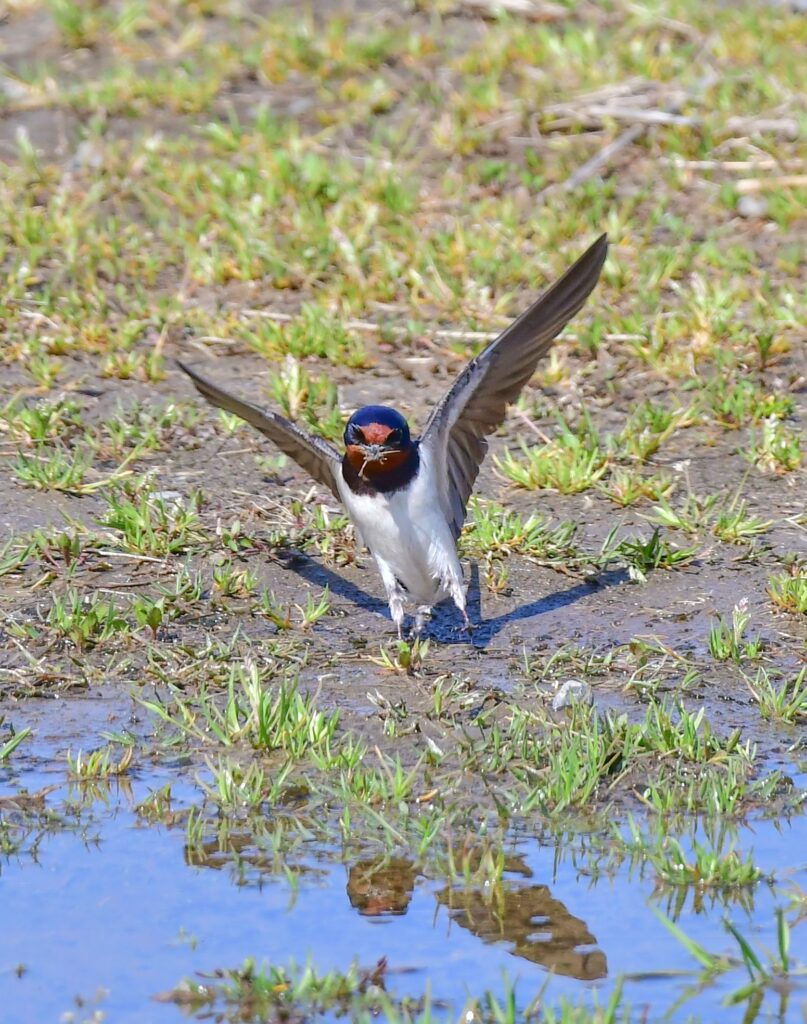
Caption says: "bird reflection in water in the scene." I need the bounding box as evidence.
[435,852,607,982]
[346,854,606,982]
[347,858,418,916]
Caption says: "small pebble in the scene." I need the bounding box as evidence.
[552,679,593,712]
[737,194,768,219]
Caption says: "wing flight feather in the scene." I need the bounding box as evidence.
[421,234,608,538]
[177,360,343,500]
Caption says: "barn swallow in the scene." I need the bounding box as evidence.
[178,234,607,637]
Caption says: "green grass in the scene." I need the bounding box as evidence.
[1,396,85,443]
[46,589,130,650]
[369,637,432,677]
[639,762,781,816]
[99,487,206,556]
[496,417,608,494]
[647,493,774,544]
[658,906,807,1017]
[141,662,340,756]
[12,446,94,493]
[615,818,765,889]
[459,699,753,815]
[746,668,807,723]
[0,717,32,761]
[0,3,806,1021]
[254,586,332,630]
[615,401,695,462]
[745,419,804,473]
[599,467,674,507]
[702,378,794,429]
[156,956,630,1023]
[768,572,807,615]
[67,744,133,780]
[607,528,697,582]
[708,603,763,663]
[461,501,580,564]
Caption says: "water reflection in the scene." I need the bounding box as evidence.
[183,822,609,981]
[344,854,607,980]
[436,854,607,981]
[3,773,806,1024]
[347,858,417,916]
[183,817,329,887]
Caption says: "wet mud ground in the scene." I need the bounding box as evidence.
[1,1,806,1021]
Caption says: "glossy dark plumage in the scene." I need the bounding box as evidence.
[345,405,410,445]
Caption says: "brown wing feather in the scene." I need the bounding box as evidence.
[421,234,608,537]
[177,361,342,499]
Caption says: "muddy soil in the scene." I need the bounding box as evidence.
[1,2,806,1022]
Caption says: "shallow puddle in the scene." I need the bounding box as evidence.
[1,0,806,1021]
[2,696,806,1023]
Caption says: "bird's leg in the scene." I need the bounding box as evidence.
[375,556,407,638]
[413,605,432,637]
[447,575,474,633]
[388,588,406,640]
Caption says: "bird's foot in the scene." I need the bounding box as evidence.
[412,605,432,639]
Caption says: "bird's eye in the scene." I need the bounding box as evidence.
[388,429,402,444]
[350,426,365,444]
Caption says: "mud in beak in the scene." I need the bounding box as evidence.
[357,443,397,475]
[361,443,391,463]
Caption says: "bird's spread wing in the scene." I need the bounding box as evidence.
[420,234,608,538]
[177,360,343,499]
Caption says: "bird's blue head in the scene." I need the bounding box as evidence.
[343,405,413,480]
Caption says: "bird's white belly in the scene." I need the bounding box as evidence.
[337,455,460,605]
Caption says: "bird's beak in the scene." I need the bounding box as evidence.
[361,443,388,462]
[357,442,396,476]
